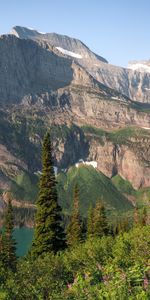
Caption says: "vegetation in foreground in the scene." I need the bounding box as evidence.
[0,225,150,299]
[0,132,149,299]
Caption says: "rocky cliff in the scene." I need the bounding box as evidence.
[11,26,150,103]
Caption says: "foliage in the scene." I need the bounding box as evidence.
[0,225,149,299]
[112,174,135,195]
[66,184,82,247]
[87,201,108,238]
[82,124,150,146]
[1,197,17,271]
[57,165,133,215]
[32,132,66,256]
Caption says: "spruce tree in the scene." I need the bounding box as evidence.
[32,132,65,256]
[92,201,108,238]
[87,205,94,238]
[66,184,82,247]
[141,207,148,226]
[133,207,139,226]
[2,197,17,271]
[0,232,3,262]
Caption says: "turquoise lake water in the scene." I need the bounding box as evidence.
[13,227,34,257]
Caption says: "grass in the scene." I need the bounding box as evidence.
[57,165,133,216]
[82,124,150,146]
[112,175,135,195]
[112,174,150,207]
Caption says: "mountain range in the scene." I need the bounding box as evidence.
[0,26,150,225]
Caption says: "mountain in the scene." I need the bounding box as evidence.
[11,26,150,103]
[0,26,150,225]
[11,26,108,63]
[57,165,133,214]
[128,60,150,73]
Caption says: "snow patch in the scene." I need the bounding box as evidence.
[128,63,150,73]
[111,96,119,100]
[37,31,46,34]
[56,47,82,59]
[75,160,97,168]
[26,28,46,34]
[141,127,150,130]
[11,29,19,38]
[27,27,34,30]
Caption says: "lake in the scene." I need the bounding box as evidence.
[13,227,34,257]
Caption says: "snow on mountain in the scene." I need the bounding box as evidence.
[75,160,97,168]
[26,27,46,34]
[56,47,82,59]
[128,61,150,73]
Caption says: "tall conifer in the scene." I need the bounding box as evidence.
[87,205,94,238]
[2,197,17,271]
[89,201,108,238]
[66,184,82,247]
[32,132,65,256]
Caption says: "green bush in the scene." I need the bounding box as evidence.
[0,226,149,299]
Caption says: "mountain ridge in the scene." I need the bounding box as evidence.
[10,26,150,103]
[0,26,150,224]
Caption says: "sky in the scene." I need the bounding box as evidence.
[0,0,149,67]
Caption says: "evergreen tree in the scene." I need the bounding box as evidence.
[113,222,121,236]
[92,201,108,238]
[141,207,148,226]
[0,232,3,262]
[32,132,66,256]
[66,184,82,247]
[87,205,94,238]
[120,217,130,232]
[2,197,17,271]
[133,207,139,226]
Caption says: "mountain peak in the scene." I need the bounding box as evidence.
[10,26,108,64]
[10,26,44,39]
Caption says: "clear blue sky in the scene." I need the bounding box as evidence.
[0,0,149,67]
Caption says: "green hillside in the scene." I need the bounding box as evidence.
[57,165,133,216]
[112,174,150,206]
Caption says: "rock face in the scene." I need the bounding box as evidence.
[11,26,150,103]
[0,26,150,196]
[11,26,108,63]
[87,132,150,189]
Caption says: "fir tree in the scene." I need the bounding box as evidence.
[92,201,108,238]
[87,205,94,238]
[133,207,139,226]
[2,197,17,271]
[32,132,66,256]
[66,184,82,247]
[141,207,148,226]
[113,222,120,236]
[0,232,3,262]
